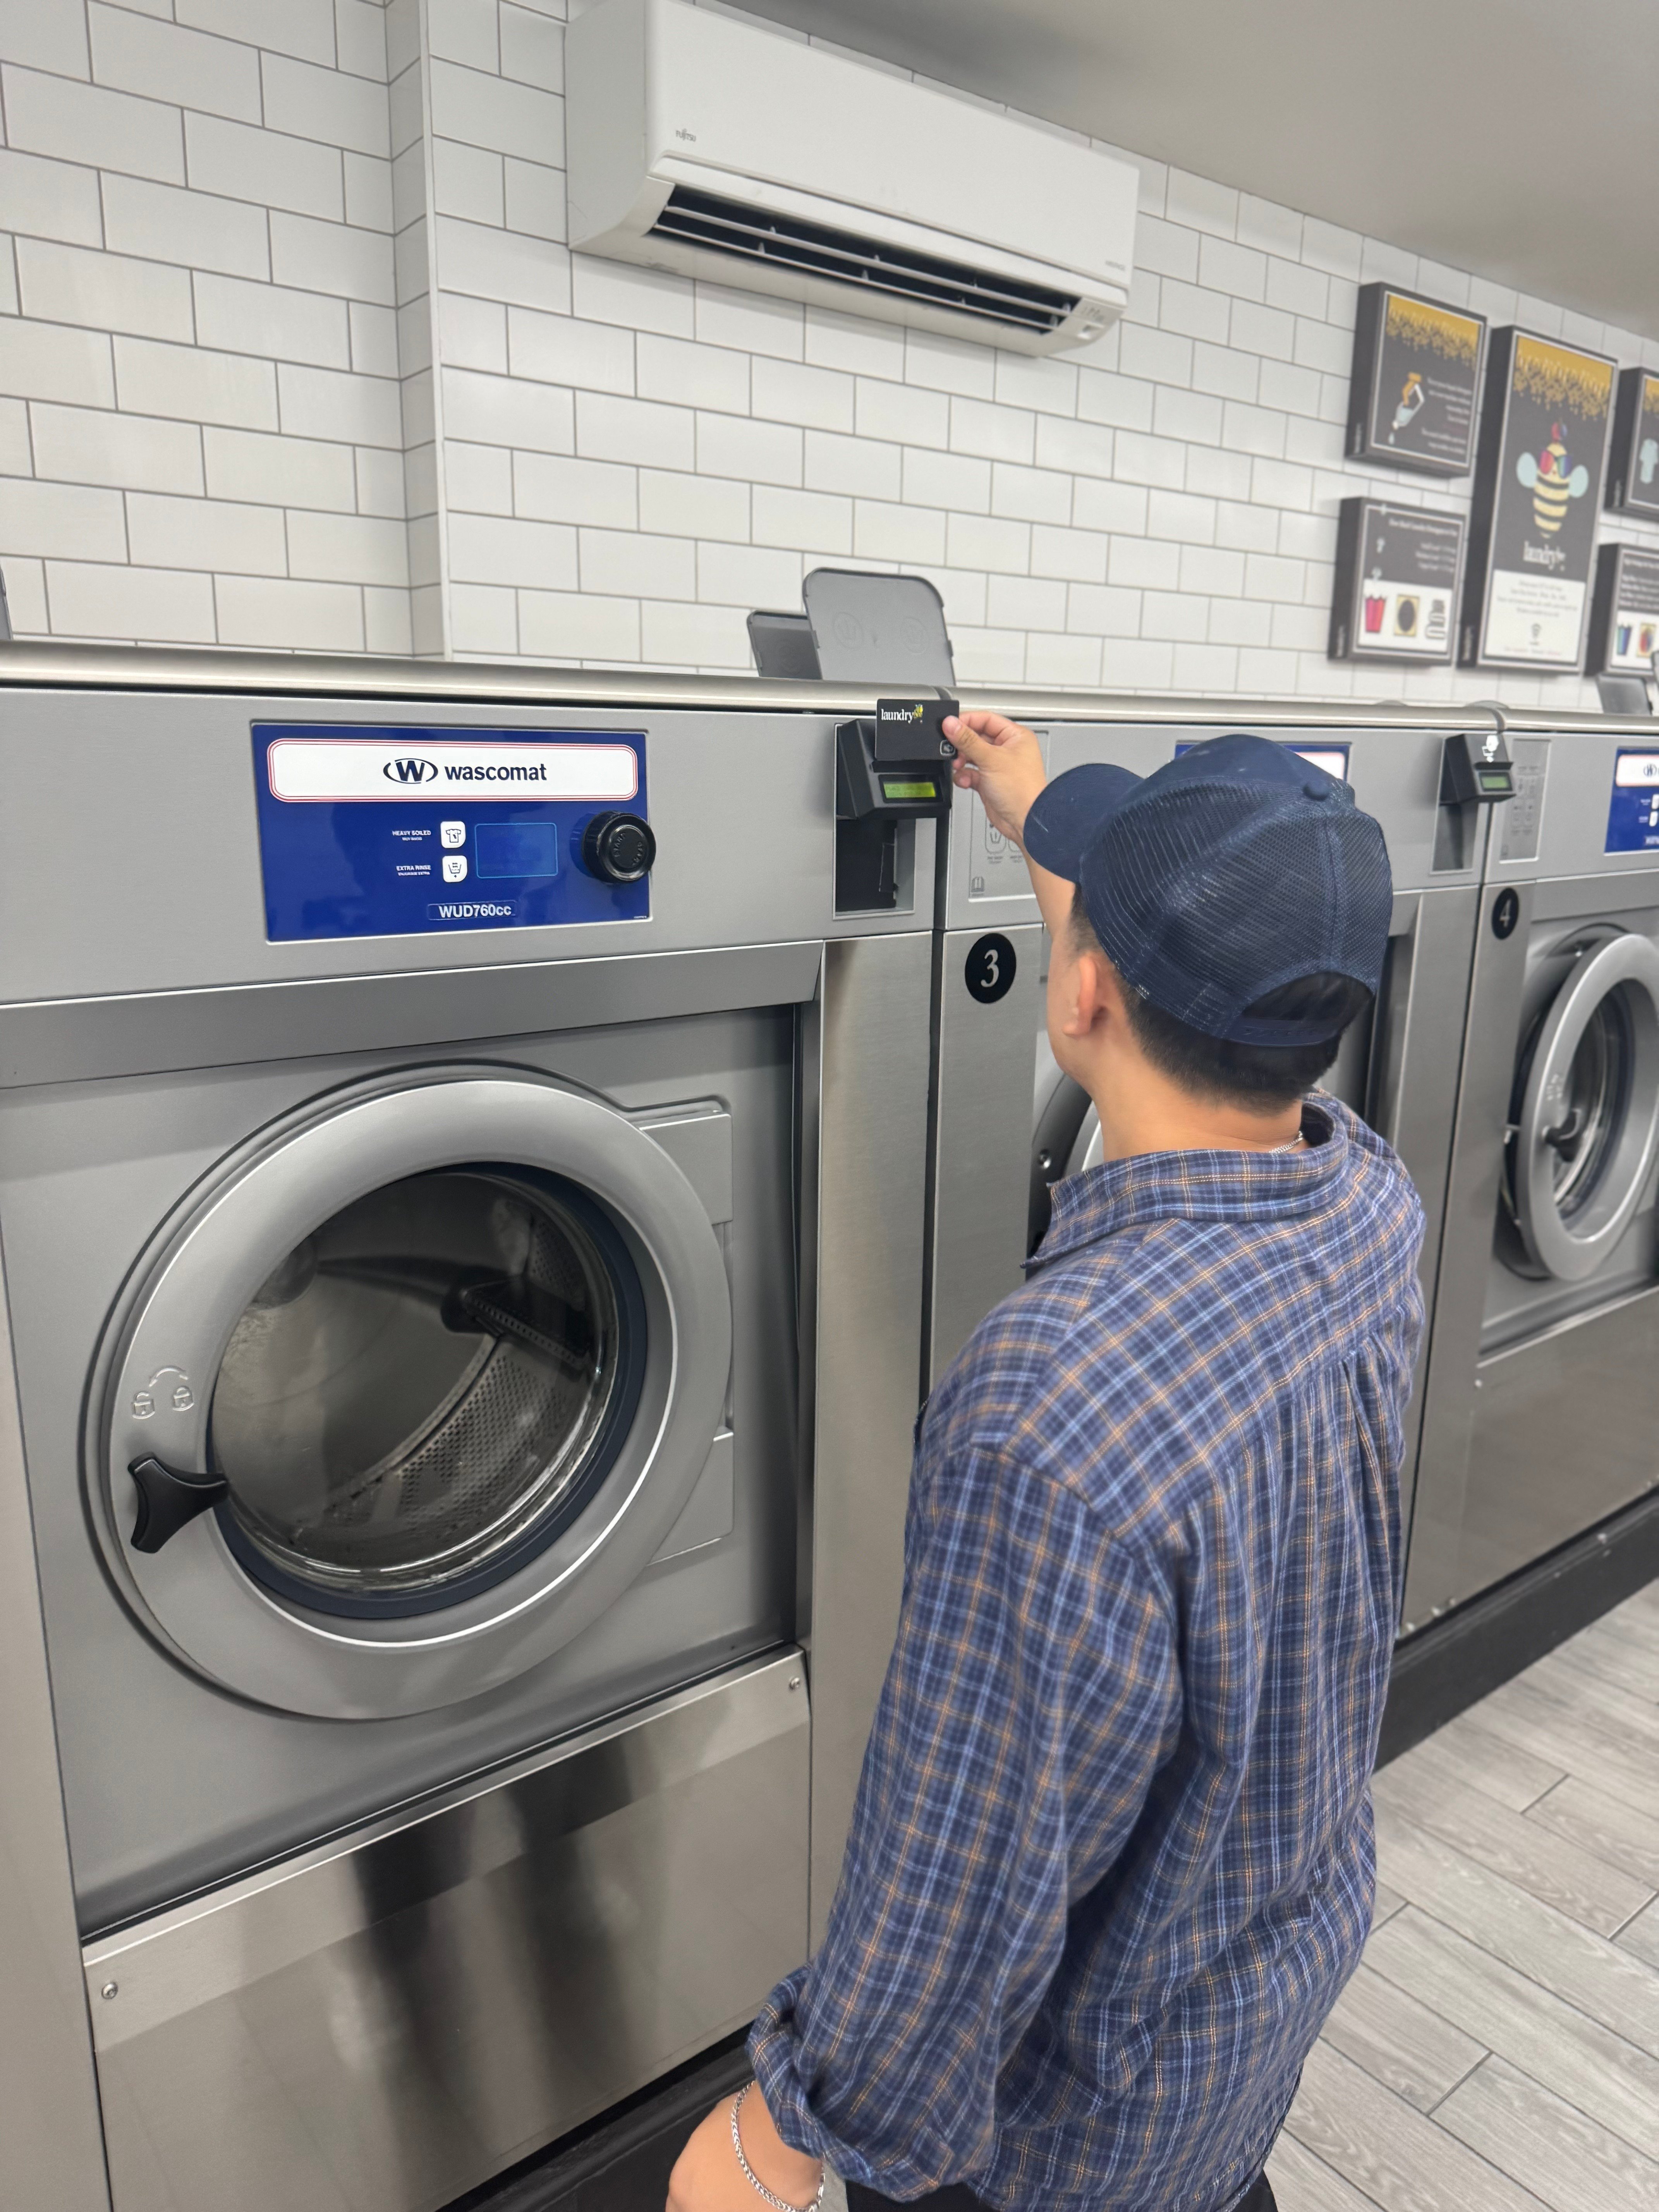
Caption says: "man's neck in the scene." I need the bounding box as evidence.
[1091,1079,1303,1162]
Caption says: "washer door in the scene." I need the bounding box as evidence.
[1512,934,1659,1282]
[93,1070,732,1719]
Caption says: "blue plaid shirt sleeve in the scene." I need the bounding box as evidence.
[750,1439,1180,2198]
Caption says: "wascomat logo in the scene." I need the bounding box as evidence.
[267,736,639,804]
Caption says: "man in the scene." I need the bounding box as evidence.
[668,714,1425,2212]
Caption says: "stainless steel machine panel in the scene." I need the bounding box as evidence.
[0,1251,110,2212]
[84,1654,808,2212]
[0,650,948,2212]
[1405,717,1659,1628]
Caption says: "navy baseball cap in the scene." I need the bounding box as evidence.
[1023,733,1393,1046]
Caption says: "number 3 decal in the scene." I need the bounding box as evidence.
[965,932,1017,1005]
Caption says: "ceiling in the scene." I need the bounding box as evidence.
[742,0,1659,345]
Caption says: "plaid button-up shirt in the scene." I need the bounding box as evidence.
[751,1096,1425,2212]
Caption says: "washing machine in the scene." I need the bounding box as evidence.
[1405,711,1659,1628]
[926,705,1502,1524]
[0,642,939,2212]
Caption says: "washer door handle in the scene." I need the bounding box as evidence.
[129,1458,229,1554]
[1541,1106,1585,1163]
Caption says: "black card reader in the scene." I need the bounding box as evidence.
[836,714,956,822]
[834,708,957,914]
[1440,730,1516,805]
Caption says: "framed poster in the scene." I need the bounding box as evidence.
[1460,328,1617,671]
[1587,542,1659,677]
[1346,285,1486,476]
[1329,497,1462,663]
[1606,367,1659,520]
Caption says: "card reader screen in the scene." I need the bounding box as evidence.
[882,779,937,800]
[1477,769,1512,793]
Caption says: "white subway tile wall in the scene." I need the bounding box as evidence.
[0,0,409,653]
[3,0,1659,704]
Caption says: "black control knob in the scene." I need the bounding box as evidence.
[582,811,656,883]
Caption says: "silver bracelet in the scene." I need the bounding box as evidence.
[729,2084,826,2212]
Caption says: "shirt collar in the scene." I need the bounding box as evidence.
[1028,1097,1348,1273]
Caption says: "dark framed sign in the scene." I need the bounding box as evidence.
[1606,367,1659,521]
[1588,542,1659,677]
[1460,327,1617,671]
[1346,285,1486,476]
[1329,497,1462,663]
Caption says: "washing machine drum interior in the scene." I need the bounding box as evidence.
[1508,931,1659,1282]
[213,1168,644,1614]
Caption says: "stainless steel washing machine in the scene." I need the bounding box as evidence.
[928,704,1499,1533]
[0,643,939,2212]
[1406,711,1659,1628]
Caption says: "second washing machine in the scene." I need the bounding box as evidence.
[1407,711,1659,1627]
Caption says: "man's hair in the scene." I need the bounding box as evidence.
[1072,888,1372,1113]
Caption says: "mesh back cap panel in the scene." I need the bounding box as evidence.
[1043,736,1393,1044]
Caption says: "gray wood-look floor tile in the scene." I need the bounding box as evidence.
[1285,2041,1550,2212]
[1372,1881,1407,1929]
[1372,1758,1656,1936]
[1526,1775,1659,1891]
[1318,1962,1486,2112]
[1525,1650,1659,1747]
[1432,2054,1659,2212]
[1616,1896,1659,1972]
[1302,1588,1659,2212]
[1470,1672,1659,1825]
[1583,1634,1659,1701]
[1371,1802,1659,2058]
[1362,1907,1659,2160]
[1384,1715,1564,1813]
[1267,2130,1389,2212]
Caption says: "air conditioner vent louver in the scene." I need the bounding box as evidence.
[649,185,1080,337]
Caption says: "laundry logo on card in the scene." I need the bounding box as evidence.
[384,757,440,783]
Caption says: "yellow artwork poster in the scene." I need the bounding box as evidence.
[1463,327,1616,670]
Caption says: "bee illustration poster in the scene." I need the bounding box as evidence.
[1606,367,1659,522]
[1587,543,1659,677]
[1347,285,1486,475]
[1329,497,1463,663]
[1461,328,1616,670]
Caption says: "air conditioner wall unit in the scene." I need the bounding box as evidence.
[566,0,1137,357]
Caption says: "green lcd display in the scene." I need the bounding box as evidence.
[1478,769,1513,792]
[882,779,937,800]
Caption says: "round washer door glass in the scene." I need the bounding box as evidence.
[1513,932,1659,1281]
[212,1167,642,1612]
[94,1072,733,1719]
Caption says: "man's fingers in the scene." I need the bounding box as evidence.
[943,713,1029,771]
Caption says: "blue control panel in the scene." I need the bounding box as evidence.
[1606,750,1659,855]
[252,725,649,941]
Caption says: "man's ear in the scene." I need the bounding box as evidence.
[1066,945,1126,1039]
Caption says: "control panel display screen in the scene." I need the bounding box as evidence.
[1174,741,1351,781]
[252,725,649,941]
[881,779,938,800]
[1606,749,1659,855]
